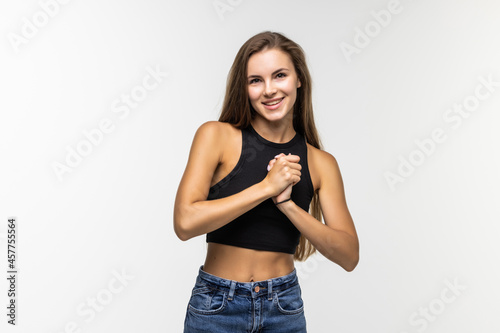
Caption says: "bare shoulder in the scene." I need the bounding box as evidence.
[306,142,341,191]
[196,120,226,136]
[197,120,238,139]
[193,121,240,165]
[194,120,230,149]
[176,121,228,201]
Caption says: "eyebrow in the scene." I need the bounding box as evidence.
[247,68,290,79]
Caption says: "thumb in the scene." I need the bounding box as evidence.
[267,157,277,171]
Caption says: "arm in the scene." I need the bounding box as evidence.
[173,121,301,241]
[276,151,359,271]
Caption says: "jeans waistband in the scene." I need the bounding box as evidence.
[197,265,299,300]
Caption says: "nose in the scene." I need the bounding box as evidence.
[263,81,277,97]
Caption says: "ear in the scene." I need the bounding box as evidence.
[297,79,301,88]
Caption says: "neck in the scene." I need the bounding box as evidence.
[250,118,296,144]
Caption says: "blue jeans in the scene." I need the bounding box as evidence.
[183,265,307,332]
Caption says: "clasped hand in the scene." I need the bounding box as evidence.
[265,153,302,205]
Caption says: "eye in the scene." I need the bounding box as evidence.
[276,73,287,78]
[249,78,260,84]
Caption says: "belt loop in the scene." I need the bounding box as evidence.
[267,279,273,301]
[228,280,236,301]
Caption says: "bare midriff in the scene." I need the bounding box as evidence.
[203,243,295,282]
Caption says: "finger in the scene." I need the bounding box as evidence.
[280,154,300,163]
[274,153,286,159]
[278,160,301,172]
[267,159,276,171]
[287,162,302,171]
[267,158,277,171]
[283,168,301,181]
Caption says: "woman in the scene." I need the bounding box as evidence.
[174,31,359,332]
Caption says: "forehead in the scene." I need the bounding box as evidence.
[247,48,294,75]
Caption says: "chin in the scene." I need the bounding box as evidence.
[260,111,287,121]
[255,106,292,121]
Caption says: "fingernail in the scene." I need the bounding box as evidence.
[274,154,280,159]
[267,164,271,171]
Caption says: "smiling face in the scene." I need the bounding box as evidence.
[247,48,301,124]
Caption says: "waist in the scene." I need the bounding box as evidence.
[203,243,294,282]
[197,265,299,298]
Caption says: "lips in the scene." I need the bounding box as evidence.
[262,97,284,106]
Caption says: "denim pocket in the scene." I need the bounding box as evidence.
[188,284,228,315]
[274,284,304,315]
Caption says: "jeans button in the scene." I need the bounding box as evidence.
[255,286,260,292]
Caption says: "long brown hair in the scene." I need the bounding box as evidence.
[218,31,324,261]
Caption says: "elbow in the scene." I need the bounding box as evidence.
[325,250,359,272]
[174,224,191,241]
[174,217,195,241]
[173,208,194,241]
[344,235,359,272]
[344,247,359,272]
[344,255,359,272]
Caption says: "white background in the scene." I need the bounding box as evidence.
[1,0,499,332]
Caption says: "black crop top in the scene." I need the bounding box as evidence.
[206,123,314,254]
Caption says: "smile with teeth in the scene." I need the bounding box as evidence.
[263,97,284,106]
